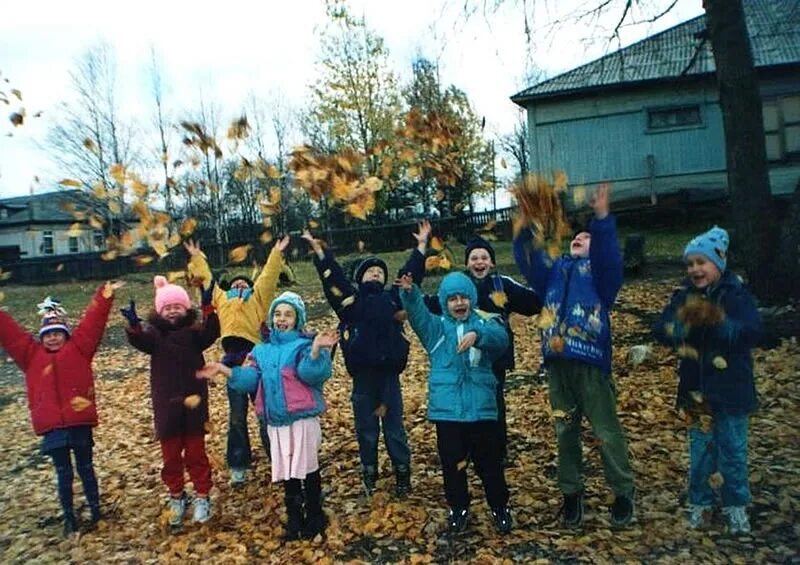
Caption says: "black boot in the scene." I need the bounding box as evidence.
[302,471,327,540]
[282,479,304,541]
[394,464,411,497]
[362,465,377,497]
[63,512,78,537]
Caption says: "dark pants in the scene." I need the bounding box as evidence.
[434,420,509,510]
[351,373,411,468]
[49,444,100,519]
[494,366,508,459]
[226,387,270,469]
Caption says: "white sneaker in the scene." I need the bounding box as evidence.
[723,506,751,534]
[168,494,187,526]
[230,468,246,485]
[193,496,211,524]
[688,505,712,529]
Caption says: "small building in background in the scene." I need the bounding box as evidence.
[511,0,800,209]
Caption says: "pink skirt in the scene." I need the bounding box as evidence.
[267,417,321,482]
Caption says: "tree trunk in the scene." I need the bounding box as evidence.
[704,0,779,300]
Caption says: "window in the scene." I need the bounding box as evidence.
[764,95,800,161]
[93,230,105,249]
[647,105,702,131]
[42,231,54,255]
[69,236,79,253]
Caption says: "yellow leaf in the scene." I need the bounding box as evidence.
[456,459,468,471]
[167,271,185,283]
[430,237,444,252]
[322,269,332,279]
[346,202,367,220]
[89,215,104,229]
[438,255,451,270]
[133,255,154,266]
[708,472,724,489]
[424,256,440,271]
[70,396,93,412]
[712,356,728,370]
[677,345,699,360]
[228,244,252,264]
[407,166,420,180]
[100,250,118,261]
[551,409,568,420]
[308,220,319,228]
[109,163,126,185]
[363,176,383,192]
[330,286,343,297]
[67,222,82,237]
[260,230,273,243]
[357,240,365,253]
[59,179,82,188]
[184,395,202,409]
[489,291,508,308]
[537,307,557,330]
[573,186,588,207]
[83,138,98,154]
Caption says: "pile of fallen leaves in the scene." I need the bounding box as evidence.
[0,275,798,563]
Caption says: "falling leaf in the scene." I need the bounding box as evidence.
[133,255,154,267]
[55,263,64,272]
[551,409,568,420]
[308,220,319,229]
[373,404,387,417]
[59,179,82,188]
[489,291,508,308]
[183,395,202,409]
[100,250,118,261]
[67,223,82,237]
[424,256,441,271]
[228,244,252,264]
[330,286,343,297]
[357,240,365,253]
[430,237,444,252]
[109,163,126,185]
[712,356,728,370]
[482,219,497,232]
[500,158,507,169]
[180,218,198,236]
[70,396,93,412]
[708,472,724,489]
[573,186,588,207]
[677,345,699,360]
[322,269,332,279]
[10,88,22,101]
[83,138,98,154]
[438,255,451,270]
[260,230,273,244]
[689,391,705,404]
[456,459,468,471]
[537,307,557,330]
[9,111,23,127]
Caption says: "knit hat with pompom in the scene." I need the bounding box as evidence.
[153,275,192,313]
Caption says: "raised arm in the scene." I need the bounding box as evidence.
[251,235,290,321]
[0,310,37,370]
[121,300,156,354]
[303,230,357,323]
[501,275,543,316]
[397,275,442,351]
[588,184,623,307]
[512,226,554,297]
[70,282,121,357]
[185,240,224,307]
[297,330,337,386]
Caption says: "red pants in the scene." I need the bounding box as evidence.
[159,434,212,497]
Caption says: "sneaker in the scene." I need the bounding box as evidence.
[230,468,247,486]
[168,493,187,527]
[362,465,377,497]
[688,504,712,529]
[491,505,513,534]
[192,496,211,524]
[447,507,470,534]
[561,492,584,528]
[610,493,635,527]
[723,506,751,535]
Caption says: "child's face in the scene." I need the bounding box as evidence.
[272,303,297,331]
[447,294,471,321]
[230,279,251,290]
[686,253,721,289]
[570,232,591,258]
[361,266,385,285]
[41,330,67,352]
[161,303,188,323]
[466,249,494,279]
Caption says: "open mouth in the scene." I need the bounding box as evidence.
[471,266,488,277]
[453,306,469,317]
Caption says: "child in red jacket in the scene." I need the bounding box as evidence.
[0,281,122,536]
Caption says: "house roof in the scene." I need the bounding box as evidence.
[0,190,122,227]
[512,0,800,104]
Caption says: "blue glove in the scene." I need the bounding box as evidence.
[120,299,141,327]
[201,280,216,307]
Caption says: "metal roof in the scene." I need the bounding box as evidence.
[512,0,800,103]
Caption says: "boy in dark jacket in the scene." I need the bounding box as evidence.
[653,227,760,534]
[0,283,121,535]
[413,232,542,465]
[122,276,220,526]
[302,228,426,497]
[513,184,635,528]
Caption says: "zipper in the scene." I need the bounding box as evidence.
[50,352,66,427]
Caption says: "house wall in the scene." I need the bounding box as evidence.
[525,74,800,205]
[0,224,105,258]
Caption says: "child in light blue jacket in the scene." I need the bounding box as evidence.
[398,271,512,535]
[198,291,338,542]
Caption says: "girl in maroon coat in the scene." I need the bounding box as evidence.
[0,281,122,535]
[122,275,219,527]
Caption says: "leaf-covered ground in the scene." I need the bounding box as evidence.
[0,272,798,564]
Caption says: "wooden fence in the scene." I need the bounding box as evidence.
[0,207,516,285]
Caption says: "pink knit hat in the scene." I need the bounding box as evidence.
[153,275,191,313]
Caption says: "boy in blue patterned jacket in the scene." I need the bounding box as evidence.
[513,184,635,528]
[197,292,338,541]
[653,227,760,534]
[398,271,512,535]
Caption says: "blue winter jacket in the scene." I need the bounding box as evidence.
[513,215,623,374]
[228,329,332,427]
[400,273,509,422]
[653,270,761,415]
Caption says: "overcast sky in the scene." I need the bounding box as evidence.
[0,0,703,203]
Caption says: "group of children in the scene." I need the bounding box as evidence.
[0,185,761,540]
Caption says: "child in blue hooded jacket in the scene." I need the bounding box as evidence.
[513,184,635,529]
[398,271,512,535]
[653,227,760,535]
[197,291,338,541]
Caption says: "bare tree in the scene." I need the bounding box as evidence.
[147,47,178,219]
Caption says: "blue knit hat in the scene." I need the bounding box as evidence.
[437,272,478,315]
[354,256,388,284]
[684,226,729,273]
[267,291,307,331]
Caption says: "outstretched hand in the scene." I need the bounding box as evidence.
[275,234,291,253]
[311,329,339,359]
[120,300,141,327]
[591,183,610,219]
[394,273,414,291]
[412,219,432,244]
[457,331,478,353]
[196,362,231,380]
[302,229,324,257]
[183,239,201,257]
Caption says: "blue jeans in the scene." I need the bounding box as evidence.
[352,374,410,468]
[226,387,270,469]
[688,413,750,507]
[49,444,99,518]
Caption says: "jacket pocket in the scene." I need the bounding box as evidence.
[282,367,316,413]
[428,369,461,414]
